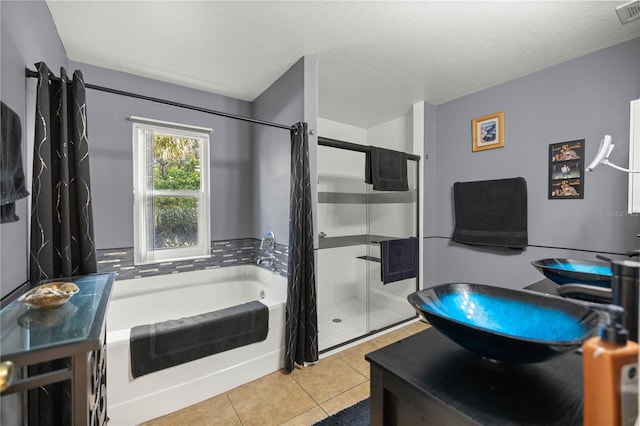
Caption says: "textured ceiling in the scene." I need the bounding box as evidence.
[46,1,640,128]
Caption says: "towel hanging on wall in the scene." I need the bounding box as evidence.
[1,101,29,223]
[452,177,528,249]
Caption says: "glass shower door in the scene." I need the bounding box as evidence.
[366,160,418,331]
[316,140,419,352]
[316,145,369,350]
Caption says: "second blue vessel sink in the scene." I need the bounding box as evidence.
[531,258,612,287]
[408,283,599,363]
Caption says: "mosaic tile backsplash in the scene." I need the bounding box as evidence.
[96,238,289,280]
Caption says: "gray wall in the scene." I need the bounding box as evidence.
[0,0,69,298]
[72,62,255,248]
[424,38,640,289]
[251,57,311,244]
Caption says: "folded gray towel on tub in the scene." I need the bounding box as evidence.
[130,300,269,378]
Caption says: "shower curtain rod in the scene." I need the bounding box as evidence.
[25,68,295,131]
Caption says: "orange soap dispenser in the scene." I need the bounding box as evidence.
[582,304,638,426]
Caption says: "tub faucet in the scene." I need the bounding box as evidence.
[257,255,275,267]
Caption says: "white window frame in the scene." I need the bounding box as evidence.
[131,117,211,265]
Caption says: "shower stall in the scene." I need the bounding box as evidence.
[316,137,420,351]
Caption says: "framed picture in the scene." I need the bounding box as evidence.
[548,139,585,199]
[472,111,504,152]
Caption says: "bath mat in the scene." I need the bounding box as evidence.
[314,398,369,426]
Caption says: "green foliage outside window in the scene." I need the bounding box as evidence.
[151,135,202,249]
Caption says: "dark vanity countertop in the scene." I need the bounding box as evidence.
[525,277,562,295]
[367,328,583,425]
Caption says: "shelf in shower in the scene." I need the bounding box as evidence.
[357,255,381,263]
[318,234,405,249]
[318,190,417,204]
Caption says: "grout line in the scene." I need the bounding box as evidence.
[287,369,321,406]
[225,393,244,426]
[322,380,370,404]
[336,354,369,383]
[283,371,324,423]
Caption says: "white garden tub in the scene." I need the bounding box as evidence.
[106,265,286,425]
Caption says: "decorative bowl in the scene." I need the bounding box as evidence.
[531,258,612,287]
[408,283,599,363]
[19,282,79,309]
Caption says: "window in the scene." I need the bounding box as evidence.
[132,117,211,264]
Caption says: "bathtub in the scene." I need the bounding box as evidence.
[106,265,287,425]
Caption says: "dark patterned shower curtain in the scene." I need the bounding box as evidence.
[30,62,97,281]
[28,62,97,426]
[285,121,318,372]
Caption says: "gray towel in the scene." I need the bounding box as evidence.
[1,101,29,223]
[130,300,269,378]
[380,237,418,284]
[452,177,528,249]
[365,147,409,191]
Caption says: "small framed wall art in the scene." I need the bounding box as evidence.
[548,139,585,199]
[472,111,504,152]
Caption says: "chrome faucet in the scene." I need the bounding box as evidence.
[257,231,276,267]
[558,256,640,341]
[257,256,275,267]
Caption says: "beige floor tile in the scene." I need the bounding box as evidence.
[338,339,380,378]
[140,393,240,426]
[338,321,431,378]
[320,382,370,416]
[279,405,328,426]
[227,370,316,426]
[290,355,367,403]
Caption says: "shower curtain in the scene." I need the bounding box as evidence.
[285,121,318,372]
[28,62,97,426]
[30,62,97,281]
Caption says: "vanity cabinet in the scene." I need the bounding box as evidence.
[0,273,114,426]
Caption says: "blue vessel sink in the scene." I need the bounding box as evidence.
[531,258,612,287]
[408,283,599,363]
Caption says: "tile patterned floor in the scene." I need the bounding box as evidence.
[140,321,430,426]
